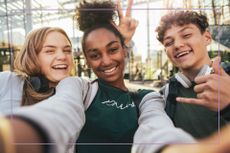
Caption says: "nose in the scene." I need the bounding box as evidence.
[56,50,67,60]
[101,54,112,66]
[174,38,185,50]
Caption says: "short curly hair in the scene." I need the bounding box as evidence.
[156,11,209,43]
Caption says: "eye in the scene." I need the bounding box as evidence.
[88,52,101,60]
[44,50,55,54]
[164,41,174,47]
[63,49,72,54]
[109,47,119,54]
[183,33,192,38]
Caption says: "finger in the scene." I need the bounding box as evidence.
[117,0,123,19]
[196,91,210,99]
[193,83,206,93]
[212,56,229,77]
[177,97,218,111]
[110,20,119,30]
[129,19,139,30]
[194,56,220,84]
[194,75,209,84]
[126,0,133,17]
[212,56,221,74]
[212,56,228,76]
[176,97,206,106]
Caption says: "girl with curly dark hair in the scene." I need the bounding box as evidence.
[74,1,194,153]
[75,1,152,153]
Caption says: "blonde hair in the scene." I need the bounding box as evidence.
[14,27,72,106]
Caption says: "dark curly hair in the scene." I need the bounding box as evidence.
[75,0,125,53]
[156,11,209,43]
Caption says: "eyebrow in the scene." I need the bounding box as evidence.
[86,40,119,53]
[163,26,193,41]
[106,41,119,47]
[178,26,193,33]
[43,45,71,48]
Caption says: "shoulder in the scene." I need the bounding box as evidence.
[56,76,90,92]
[0,71,24,111]
[58,76,96,85]
[0,71,24,82]
[137,89,154,98]
[56,77,98,103]
[159,76,179,97]
[0,71,20,80]
[57,78,98,110]
[0,71,24,94]
[128,89,155,104]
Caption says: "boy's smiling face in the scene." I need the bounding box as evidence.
[163,23,212,74]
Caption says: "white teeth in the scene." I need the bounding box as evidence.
[104,67,116,73]
[176,51,190,58]
[53,65,67,69]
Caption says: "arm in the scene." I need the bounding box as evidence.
[4,77,87,153]
[176,56,230,111]
[132,92,195,153]
[162,124,230,153]
[0,116,45,153]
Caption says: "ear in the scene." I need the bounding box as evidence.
[203,30,212,45]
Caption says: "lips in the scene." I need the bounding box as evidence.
[103,66,117,73]
[175,50,192,58]
[52,64,68,69]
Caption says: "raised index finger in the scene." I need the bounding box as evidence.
[125,0,133,17]
[117,0,123,19]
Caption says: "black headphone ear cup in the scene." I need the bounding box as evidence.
[29,76,42,92]
[175,72,192,88]
[29,75,50,93]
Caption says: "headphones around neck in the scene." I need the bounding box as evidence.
[175,65,213,88]
[29,74,50,93]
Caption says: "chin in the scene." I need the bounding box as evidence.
[54,76,68,82]
[102,77,118,83]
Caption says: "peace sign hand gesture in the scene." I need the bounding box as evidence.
[115,0,138,45]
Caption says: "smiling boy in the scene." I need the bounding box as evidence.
[156,10,230,138]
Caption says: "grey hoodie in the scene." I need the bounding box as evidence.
[0,71,195,153]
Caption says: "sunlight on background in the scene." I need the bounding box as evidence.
[1,0,229,79]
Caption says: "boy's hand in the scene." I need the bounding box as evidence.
[176,56,230,111]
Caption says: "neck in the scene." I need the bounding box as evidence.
[181,58,212,81]
[182,69,200,81]
[111,81,128,91]
[102,79,128,91]
[49,82,58,88]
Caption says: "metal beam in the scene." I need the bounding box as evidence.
[24,0,33,33]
